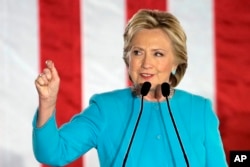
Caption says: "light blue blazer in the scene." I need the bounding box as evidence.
[32,88,228,167]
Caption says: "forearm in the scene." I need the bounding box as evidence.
[32,109,96,166]
[32,111,64,165]
[36,98,56,127]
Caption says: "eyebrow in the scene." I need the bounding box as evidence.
[131,46,143,50]
[131,46,166,51]
[152,49,167,52]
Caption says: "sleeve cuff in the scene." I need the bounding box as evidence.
[32,109,57,130]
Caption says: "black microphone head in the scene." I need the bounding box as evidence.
[161,82,170,97]
[140,82,151,96]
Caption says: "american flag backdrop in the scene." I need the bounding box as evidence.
[0,0,249,166]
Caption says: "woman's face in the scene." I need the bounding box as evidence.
[128,28,177,90]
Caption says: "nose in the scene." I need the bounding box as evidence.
[141,54,153,69]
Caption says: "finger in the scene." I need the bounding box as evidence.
[35,73,49,86]
[40,73,50,85]
[43,68,52,81]
[35,75,49,97]
[35,74,45,87]
[45,60,59,81]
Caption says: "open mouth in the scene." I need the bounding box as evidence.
[140,73,154,79]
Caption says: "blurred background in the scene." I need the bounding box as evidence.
[0,0,249,166]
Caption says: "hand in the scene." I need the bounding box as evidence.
[35,60,60,100]
[35,60,60,127]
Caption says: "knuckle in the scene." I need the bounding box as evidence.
[43,68,50,74]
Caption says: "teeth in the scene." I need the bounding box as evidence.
[141,74,151,77]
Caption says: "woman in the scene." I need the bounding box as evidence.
[33,9,228,166]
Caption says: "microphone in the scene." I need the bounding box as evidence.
[122,81,151,167]
[161,82,190,167]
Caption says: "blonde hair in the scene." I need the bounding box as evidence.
[123,9,187,87]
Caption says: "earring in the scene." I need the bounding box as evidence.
[171,69,176,75]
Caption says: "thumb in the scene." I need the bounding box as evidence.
[46,60,59,81]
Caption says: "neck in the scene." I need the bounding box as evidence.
[131,83,175,101]
[144,84,165,101]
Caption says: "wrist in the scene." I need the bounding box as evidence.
[37,99,56,127]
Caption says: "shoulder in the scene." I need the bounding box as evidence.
[173,89,213,112]
[174,89,210,104]
[89,87,133,104]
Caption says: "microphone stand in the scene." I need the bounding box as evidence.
[162,82,189,167]
[122,82,151,167]
[122,95,145,167]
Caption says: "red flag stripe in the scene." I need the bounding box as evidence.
[215,0,250,162]
[38,0,83,166]
[126,0,167,20]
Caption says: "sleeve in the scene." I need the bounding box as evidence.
[32,95,104,166]
[204,99,228,167]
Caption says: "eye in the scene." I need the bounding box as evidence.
[154,52,164,57]
[132,49,142,56]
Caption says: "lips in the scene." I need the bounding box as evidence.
[140,73,154,79]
